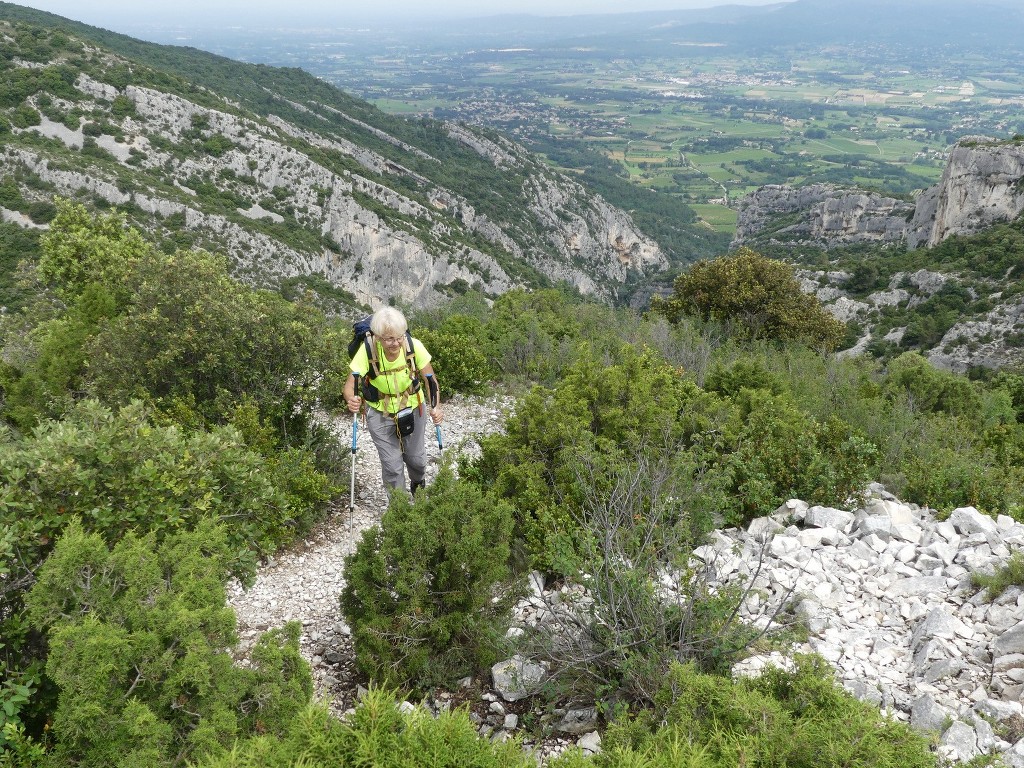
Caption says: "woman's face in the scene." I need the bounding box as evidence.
[379,330,405,358]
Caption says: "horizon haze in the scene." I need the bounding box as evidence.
[7,0,788,26]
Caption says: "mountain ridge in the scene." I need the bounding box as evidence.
[0,3,672,312]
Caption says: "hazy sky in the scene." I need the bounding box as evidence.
[10,0,787,25]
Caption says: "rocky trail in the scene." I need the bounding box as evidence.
[227,392,514,714]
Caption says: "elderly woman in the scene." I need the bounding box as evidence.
[344,307,443,495]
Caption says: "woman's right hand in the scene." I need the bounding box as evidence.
[347,395,362,413]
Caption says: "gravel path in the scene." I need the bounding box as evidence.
[227,392,515,714]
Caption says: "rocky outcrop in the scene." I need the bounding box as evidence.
[732,183,914,249]
[909,136,1024,249]
[735,137,1024,253]
[927,295,1024,373]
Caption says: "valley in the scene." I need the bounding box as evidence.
[134,6,1024,237]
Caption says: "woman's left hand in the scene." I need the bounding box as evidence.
[431,406,444,425]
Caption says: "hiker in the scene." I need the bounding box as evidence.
[343,307,443,495]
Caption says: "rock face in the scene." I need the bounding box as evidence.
[733,137,1024,253]
[909,136,1024,249]
[732,183,914,249]
[0,41,664,310]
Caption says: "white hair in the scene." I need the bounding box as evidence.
[370,307,408,338]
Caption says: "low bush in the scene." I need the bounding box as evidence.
[560,657,937,768]
[340,469,520,690]
[0,397,326,703]
[972,551,1024,600]
[720,390,877,527]
[416,326,491,396]
[24,519,312,767]
[197,687,541,768]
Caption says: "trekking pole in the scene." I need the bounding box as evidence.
[349,374,362,518]
[349,412,358,516]
[435,424,444,454]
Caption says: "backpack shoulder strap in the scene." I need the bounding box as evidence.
[402,331,419,376]
[364,332,382,378]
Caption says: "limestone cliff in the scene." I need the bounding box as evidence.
[733,137,1024,253]
[732,184,913,249]
[908,136,1024,249]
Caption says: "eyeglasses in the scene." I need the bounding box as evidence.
[380,335,404,345]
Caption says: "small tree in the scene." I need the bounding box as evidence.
[340,469,520,690]
[651,247,846,350]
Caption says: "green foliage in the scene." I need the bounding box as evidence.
[84,244,337,443]
[652,247,846,350]
[5,202,345,467]
[485,288,584,383]
[196,688,539,768]
[720,390,877,527]
[24,519,312,767]
[0,666,36,749]
[416,324,491,396]
[0,399,306,592]
[340,469,519,690]
[589,658,935,768]
[109,94,135,119]
[0,222,42,311]
[37,200,149,304]
[884,352,984,417]
[468,344,725,572]
[0,280,118,428]
[972,551,1024,601]
[9,106,40,130]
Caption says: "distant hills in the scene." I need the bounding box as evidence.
[558,0,1023,53]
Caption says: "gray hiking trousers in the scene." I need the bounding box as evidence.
[364,405,427,490]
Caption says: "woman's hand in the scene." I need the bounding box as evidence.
[431,405,444,425]
[347,395,362,413]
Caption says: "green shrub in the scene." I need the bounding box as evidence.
[651,247,846,350]
[416,326,491,396]
[972,551,1024,600]
[0,397,318,666]
[25,519,312,767]
[885,352,984,418]
[109,94,135,119]
[10,106,40,130]
[720,390,876,527]
[196,688,540,768]
[340,469,519,690]
[484,288,584,382]
[17,201,344,454]
[901,438,1019,515]
[38,200,149,303]
[585,658,936,768]
[467,344,726,572]
[85,246,338,447]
